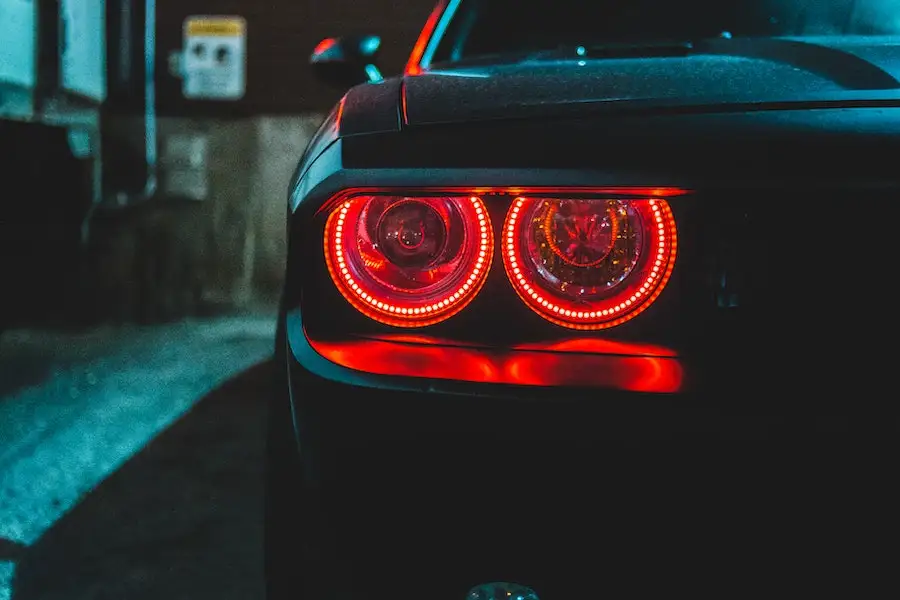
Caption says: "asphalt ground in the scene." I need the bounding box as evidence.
[0,316,276,600]
[2,314,898,599]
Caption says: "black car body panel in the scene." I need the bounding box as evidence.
[285,35,900,405]
[339,77,404,136]
[271,16,900,600]
[284,102,900,435]
[402,37,900,126]
[309,36,900,136]
[334,106,900,180]
[297,38,900,190]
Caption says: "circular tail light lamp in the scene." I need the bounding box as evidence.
[324,194,493,327]
[502,195,677,330]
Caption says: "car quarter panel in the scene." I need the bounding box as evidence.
[284,104,900,419]
[293,105,900,203]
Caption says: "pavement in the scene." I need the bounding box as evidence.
[0,315,277,600]
[2,313,898,599]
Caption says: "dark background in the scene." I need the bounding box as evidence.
[154,0,434,116]
[1,0,435,330]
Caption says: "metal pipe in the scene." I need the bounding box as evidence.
[102,0,157,208]
[141,0,157,200]
[82,0,159,244]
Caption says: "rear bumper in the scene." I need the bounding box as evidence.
[284,304,896,500]
[281,309,896,599]
[285,307,879,447]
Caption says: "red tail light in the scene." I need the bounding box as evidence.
[502,195,677,330]
[324,194,493,327]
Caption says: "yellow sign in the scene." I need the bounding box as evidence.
[185,16,245,37]
[182,15,246,99]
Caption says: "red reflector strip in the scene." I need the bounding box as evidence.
[404,0,448,76]
[308,337,683,393]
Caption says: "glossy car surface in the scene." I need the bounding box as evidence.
[268,2,900,598]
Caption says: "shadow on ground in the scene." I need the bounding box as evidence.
[0,356,54,399]
[12,360,275,600]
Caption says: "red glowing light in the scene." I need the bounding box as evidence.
[503,195,678,330]
[334,95,346,130]
[313,37,338,56]
[513,337,678,358]
[308,336,683,393]
[324,194,493,327]
[404,0,447,76]
[504,353,682,393]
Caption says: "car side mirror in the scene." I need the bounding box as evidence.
[310,35,383,90]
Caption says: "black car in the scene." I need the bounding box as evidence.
[267,1,900,598]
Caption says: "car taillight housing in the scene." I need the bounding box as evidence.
[322,189,679,331]
[502,195,677,330]
[324,194,493,327]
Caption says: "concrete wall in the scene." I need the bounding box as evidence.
[250,116,324,297]
[77,0,433,325]
[2,0,431,329]
[85,114,323,323]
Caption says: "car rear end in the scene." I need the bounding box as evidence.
[280,103,900,599]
